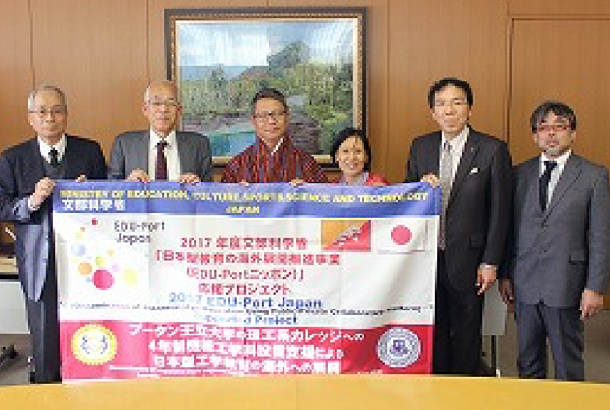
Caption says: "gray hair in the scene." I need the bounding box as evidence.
[143,80,179,103]
[27,85,67,111]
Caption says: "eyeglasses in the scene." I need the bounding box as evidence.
[29,106,66,117]
[253,110,286,121]
[536,123,571,133]
[433,98,468,108]
[147,100,180,109]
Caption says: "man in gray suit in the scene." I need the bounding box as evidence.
[108,80,212,182]
[500,101,610,380]
[0,85,107,383]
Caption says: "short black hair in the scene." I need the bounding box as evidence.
[530,101,577,133]
[427,77,474,108]
[250,87,289,114]
[330,127,372,171]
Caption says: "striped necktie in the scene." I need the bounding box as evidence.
[439,141,453,249]
[155,141,168,180]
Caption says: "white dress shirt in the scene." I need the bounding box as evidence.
[440,126,470,181]
[28,135,67,211]
[38,134,67,164]
[148,130,181,180]
[540,150,571,205]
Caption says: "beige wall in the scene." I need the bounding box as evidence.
[1,0,609,177]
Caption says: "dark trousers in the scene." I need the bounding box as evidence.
[433,252,483,375]
[515,301,584,381]
[25,264,61,383]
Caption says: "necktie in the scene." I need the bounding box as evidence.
[439,141,453,249]
[49,148,60,168]
[539,160,557,211]
[155,141,168,180]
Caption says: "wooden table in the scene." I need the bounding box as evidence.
[1,375,608,409]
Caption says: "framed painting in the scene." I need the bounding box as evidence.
[165,8,367,165]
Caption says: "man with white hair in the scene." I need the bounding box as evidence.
[108,80,212,182]
[0,85,107,383]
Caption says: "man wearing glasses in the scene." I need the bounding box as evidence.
[500,101,610,380]
[0,85,107,383]
[108,80,212,183]
[405,77,512,375]
[221,87,327,183]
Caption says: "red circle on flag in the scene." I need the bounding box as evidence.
[391,225,411,245]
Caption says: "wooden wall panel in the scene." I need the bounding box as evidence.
[509,0,610,16]
[1,0,610,298]
[0,0,33,149]
[30,0,149,154]
[387,0,508,183]
[1,0,609,178]
[509,19,610,166]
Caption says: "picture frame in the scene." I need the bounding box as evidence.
[165,8,367,166]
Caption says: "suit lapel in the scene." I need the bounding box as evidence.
[544,155,582,218]
[521,158,540,212]
[62,135,90,179]
[176,132,188,172]
[63,135,78,179]
[448,130,479,206]
[139,132,151,171]
[26,138,46,183]
[425,132,441,175]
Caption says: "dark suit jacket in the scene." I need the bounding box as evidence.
[405,128,513,291]
[0,136,107,301]
[508,155,610,307]
[107,130,212,182]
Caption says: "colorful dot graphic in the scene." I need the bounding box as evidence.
[70,223,141,291]
[78,262,93,276]
[92,269,115,290]
[122,269,138,286]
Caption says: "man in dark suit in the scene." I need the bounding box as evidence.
[108,80,212,182]
[405,77,512,375]
[0,85,107,383]
[500,101,610,380]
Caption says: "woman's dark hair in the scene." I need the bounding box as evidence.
[330,127,372,171]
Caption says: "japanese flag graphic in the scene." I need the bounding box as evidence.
[371,218,435,254]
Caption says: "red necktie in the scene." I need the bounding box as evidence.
[155,141,168,180]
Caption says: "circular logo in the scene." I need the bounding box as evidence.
[72,324,117,365]
[376,327,421,368]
